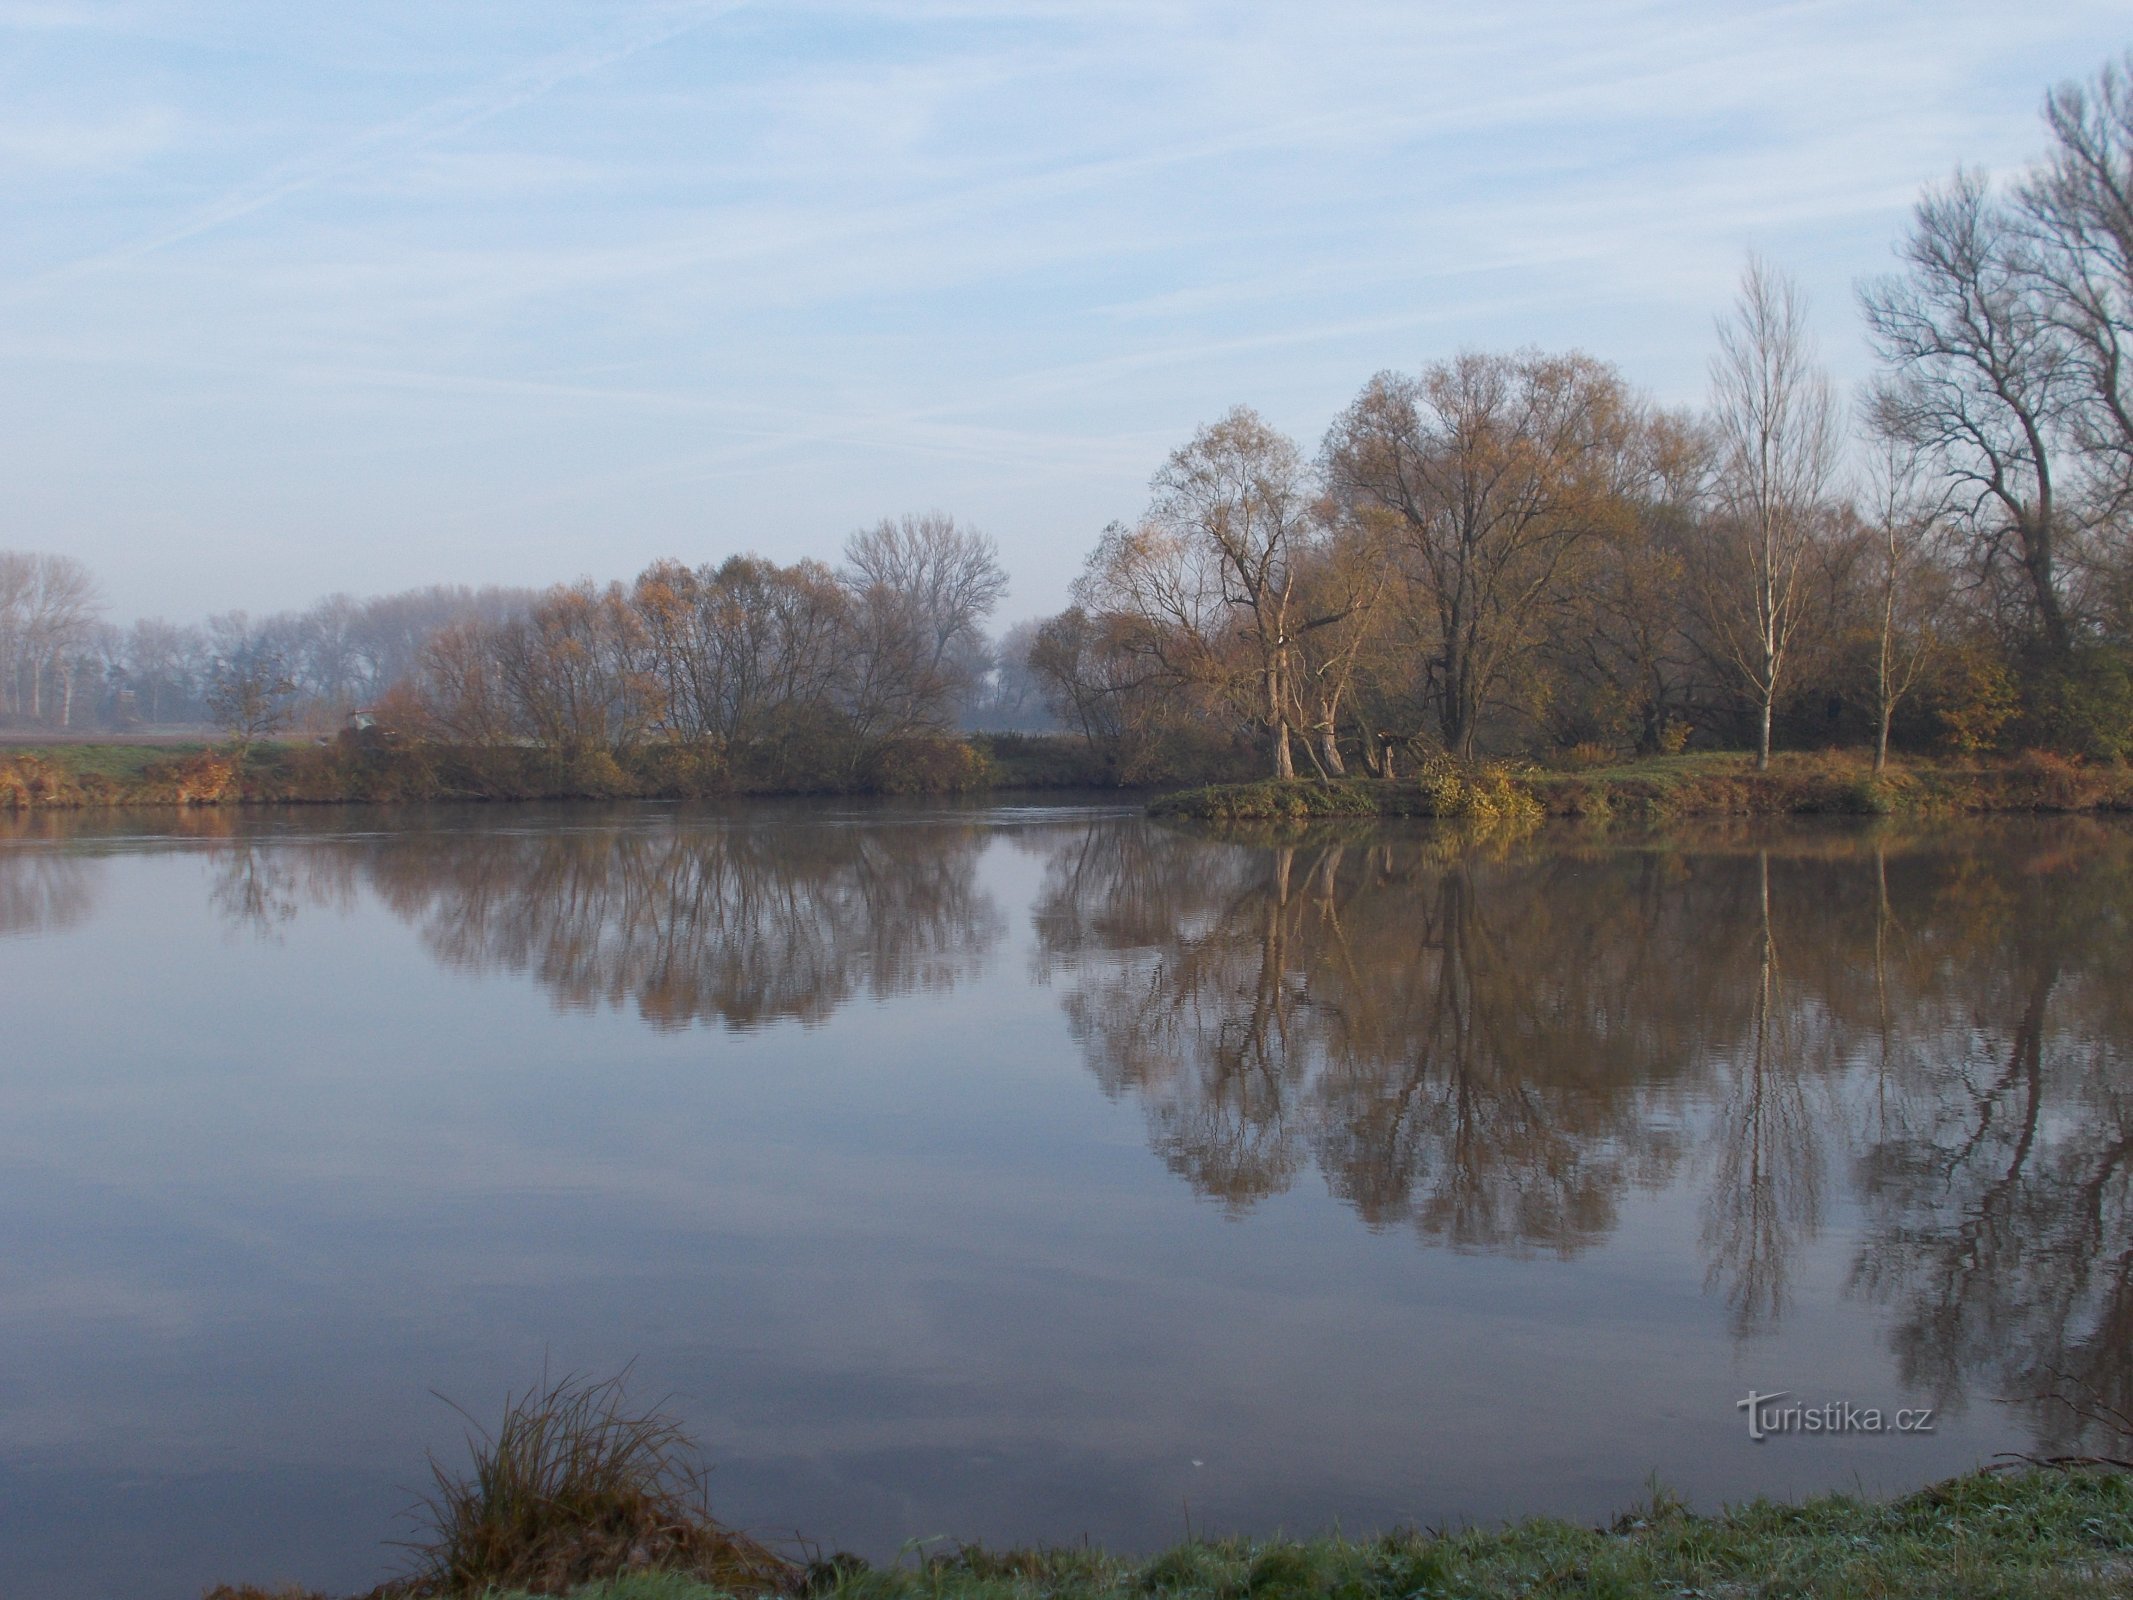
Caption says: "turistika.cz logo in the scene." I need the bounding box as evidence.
[1736,1390,1937,1442]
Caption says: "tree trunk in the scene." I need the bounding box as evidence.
[1756,692,1773,771]
[1268,660,1293,779]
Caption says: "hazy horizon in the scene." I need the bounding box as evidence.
[4,1,2129,627]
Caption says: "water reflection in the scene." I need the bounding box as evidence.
[0,850,99,938]
[1032,821,1737,1250]
[8,805,2133,1596]
[204,815,1005,1029]
[25,807,2129,1455]
[1033,817,2133,1449]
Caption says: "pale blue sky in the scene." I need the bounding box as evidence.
[3,1,2128,623]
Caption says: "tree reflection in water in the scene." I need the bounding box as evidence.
[351,817,1006,1030]
[1033,816,2133,1452]
[0,814,105,938]
[160,807,2133,1453]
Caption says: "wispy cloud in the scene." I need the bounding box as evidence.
[2,0,2129,618]
[28,0,751,284]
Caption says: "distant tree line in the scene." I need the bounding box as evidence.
[10,52,2132,787]
[0,567,536,736]
[0,516,1048,771]
[399,513,1020,791]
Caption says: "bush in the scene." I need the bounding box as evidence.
[2026,646,2133,762]
[409,1370,791,1597]
[860,736,991,794]
[1936,648,2019,755]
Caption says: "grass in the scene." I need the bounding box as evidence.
[0,740,211,782]
[407,1370,790,1599]
[199,1369,2133,1600]
[200,1370,794,1600]
[418,1466,2133,1600]
[0,734,1114,809]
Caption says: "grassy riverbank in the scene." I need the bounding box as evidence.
[191,1373,2133,1600]
[0,732,1117,810]
[1151,751,2133,824]
[208,1467,2133,1600]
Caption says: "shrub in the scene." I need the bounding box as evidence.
[2026,646,2133,762]
[860,736,990,794]
[140,750,239,805]
[408,1370,791,1597]
[1937,649,2019,755]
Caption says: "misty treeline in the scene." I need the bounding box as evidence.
[1029,54,2133,780]
[0,516,1051,774]
[401,514,1033,790]
[0,561,534,734]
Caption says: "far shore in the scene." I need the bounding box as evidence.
[4,738,2131,820]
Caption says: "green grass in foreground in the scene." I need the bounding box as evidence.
[449,1469,2133,1600]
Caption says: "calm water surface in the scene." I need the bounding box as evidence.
[3,802,2130,1598]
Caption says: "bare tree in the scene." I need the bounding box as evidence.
[0,551,102,725]
[840,512,1008,736]
[1858,429,1953,770]
[1703,258,1842,768]
[1862,177,2074,655]
[2020,52,2133,524]
[206,639,299,754]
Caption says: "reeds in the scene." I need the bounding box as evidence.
[405,1368,793,1597]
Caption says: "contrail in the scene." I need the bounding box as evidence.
[22,0,748,289]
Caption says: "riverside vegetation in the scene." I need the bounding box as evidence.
[203,1374,2133,1600]
[1151,749,2133,824]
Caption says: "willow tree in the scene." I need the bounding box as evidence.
[1325,350,1636,760]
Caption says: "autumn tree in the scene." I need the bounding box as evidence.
[1325,351,1637,760]
[1076,408,1327,778]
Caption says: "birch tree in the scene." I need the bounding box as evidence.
[1703,258,1841,768]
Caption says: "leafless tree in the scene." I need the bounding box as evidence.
[1862,177,2075,655]
[1703,258,1842,768]
[1858,428,1954,770]
[2020,52,2133,526]
[840,512,1007,737]
[0,551,102,725]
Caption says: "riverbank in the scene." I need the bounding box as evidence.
[0,732,1118,809]
[1151,751,2133,823]
[206,1467,2132,1600]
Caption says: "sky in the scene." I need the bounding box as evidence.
[2,1,2129,627]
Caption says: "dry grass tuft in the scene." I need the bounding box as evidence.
[404,1368,794,1597]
